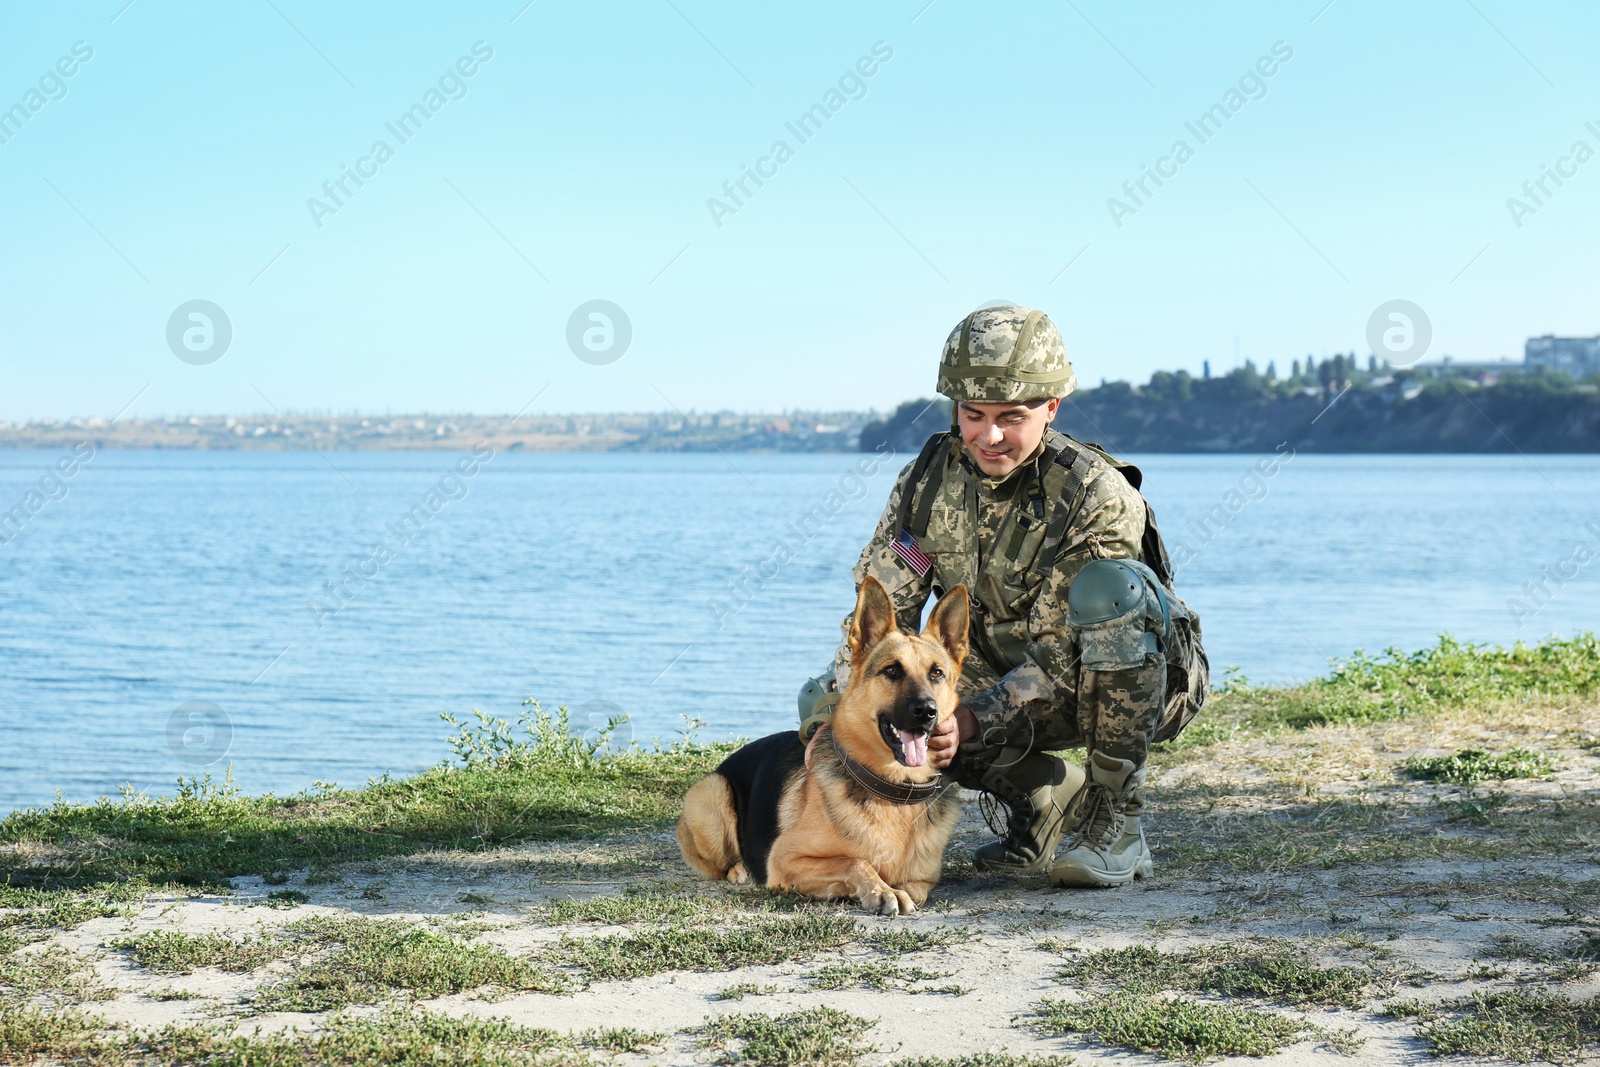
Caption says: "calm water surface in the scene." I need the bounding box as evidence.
[2,448,1597,813]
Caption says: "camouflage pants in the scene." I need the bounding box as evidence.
[950,592,1208,790]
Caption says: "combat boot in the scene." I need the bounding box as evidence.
[1049,750,1153,887]
[970,749,1086,875]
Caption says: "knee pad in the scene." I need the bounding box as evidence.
[1067,559,1171,671]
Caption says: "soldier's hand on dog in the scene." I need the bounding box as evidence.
[929,704,977,769]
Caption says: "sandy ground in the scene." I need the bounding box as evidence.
[14,700,1600,1065]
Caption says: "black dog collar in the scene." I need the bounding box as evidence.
[821,727,946,805]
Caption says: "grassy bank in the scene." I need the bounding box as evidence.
[3,634,1597,899]
[0,704,736,894]
[2,634,1598,1066]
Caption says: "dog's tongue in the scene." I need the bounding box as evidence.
[898,729,928,768]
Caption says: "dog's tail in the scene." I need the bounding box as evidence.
[677,772,742,882]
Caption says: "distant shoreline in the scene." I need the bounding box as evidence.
[0,412,872,453]
[10,360,1600,453]
[862,371,1600,455]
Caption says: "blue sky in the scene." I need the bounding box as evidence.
[2,0,1597,419]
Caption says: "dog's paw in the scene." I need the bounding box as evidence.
[860,886,917,916]
[726,862,750,885]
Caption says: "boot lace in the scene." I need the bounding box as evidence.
[1064,782,1122,852]
[977,791,1015,840]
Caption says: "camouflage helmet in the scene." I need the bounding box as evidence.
[937,304,1076,403]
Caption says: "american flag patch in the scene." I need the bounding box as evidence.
[891,529,934,576]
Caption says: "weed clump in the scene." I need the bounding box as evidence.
[1032,991,1309,1062]
[579,1026,664,1052]
[537,891,720,926]
[263,888,310,908]
[545,912,856,982]
[1389,990,1600,1062]
[714,981,780,1001]
[1057,941,1370,1007]
[0,880,148,932]
[808,959,956,993]
[862,925,975,954]
[6,1004,594,1066]
[110,929,286,974]
[1483,932,1600,980]
[151,1008,594,1067]
[0,1006,106,1064]
[0,945,110,1005]
[249,914,567,1012]
[1400,747,1556,785]
[891,1055,1073,1067]
[700,1006,876,1066]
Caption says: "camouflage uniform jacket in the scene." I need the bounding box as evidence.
[830,428,1150,734]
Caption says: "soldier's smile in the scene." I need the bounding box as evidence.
[956,398,1057,479]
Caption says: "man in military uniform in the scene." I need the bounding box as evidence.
[797,304,1208,886]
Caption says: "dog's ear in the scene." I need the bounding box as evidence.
[923,584,969,666]
[848,576,898,660]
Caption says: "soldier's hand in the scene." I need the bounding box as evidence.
[929,705,978,769]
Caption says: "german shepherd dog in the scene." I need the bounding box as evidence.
[677,577,969,915]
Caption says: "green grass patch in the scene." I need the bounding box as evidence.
[263,888,310,908]
[890,1055,1073,1067]
[0,929,37,954]
[149,987,201,1000]
[862,925,975,954]
[1391,990,1600,1062]
[808,959,952,992]
[535,888,826,925]
[0,1006,105,1065]
[249,914,568,1012]
[578,1026,664,1052]
[1157,787,1600,874]
[0,702,734,892]
[545,912,856,983]
[1152,718,1240,751]
[537,890,725,925]
[715,981,781,1000]
[1485,931,1600,979]
[1400,747,1557,784]
[0,945,109,1005]
[1057,941,1370,1007]
[146,1007,595,1066]
[110,928,287,974]
[0,879,150,933]
[1032,991,1310,1063]
[699,1006,876,1066]
[1204,633,1600,731]
[7,1005,596,1066]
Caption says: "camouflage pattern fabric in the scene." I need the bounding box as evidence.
[816,428,1208,780]
[937,304,1078,403]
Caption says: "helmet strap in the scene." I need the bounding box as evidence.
[1012,309,1047,364]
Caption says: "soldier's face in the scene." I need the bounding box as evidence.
[957,399,1061,478]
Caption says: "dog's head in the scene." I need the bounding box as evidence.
[833,576,969,776]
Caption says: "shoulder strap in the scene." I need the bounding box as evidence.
[1033,435,1178,588]
[895,431,956,539]
[1004,440,1057,561]
[1032,440,1095,577]
[1077,443,1174,586]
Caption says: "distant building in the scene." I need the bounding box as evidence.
[1410,357,1524,383]
[1526,335,1600,378]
